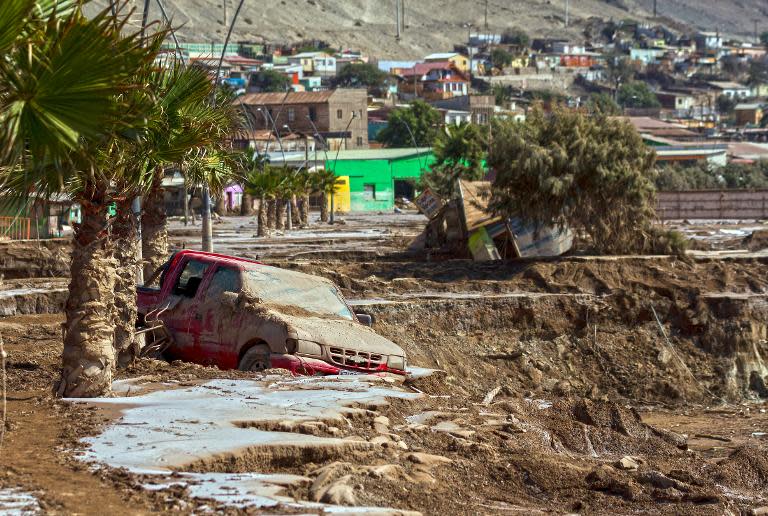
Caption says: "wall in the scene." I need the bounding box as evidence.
[657,189,768,220]
[326,152,436,211]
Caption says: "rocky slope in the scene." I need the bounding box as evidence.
[96,0,768,59]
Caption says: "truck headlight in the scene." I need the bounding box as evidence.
[295,339,322,356]
[387,355,406,371]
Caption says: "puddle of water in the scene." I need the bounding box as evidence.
[68,377,419,512]
[0,287,66,299]
[0,488,41,515]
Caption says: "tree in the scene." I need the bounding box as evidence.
[501,27,530,48]
[249,70,291,92]
[760,31,768,48]
[587,92,621,115]
[488,105,664,254]
[490,48,513,70]
[244,163,286,236]
[333,63,389,91]
[617,81,660,108]
[747,58,768,86]
[716,94,737,115]
[311,168,342,222]
[377,100,442,148]
[0,1,162,396]
[422,123,487,198]
[140,70,241,279]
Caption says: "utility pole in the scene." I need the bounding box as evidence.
[395,0,401,40]
[653,0,657,17]
[755,20,759,44]
[223,0,228,29]
[484,0,488,31]
[564,0,569,28]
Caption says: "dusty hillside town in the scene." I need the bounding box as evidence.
[2,1,768,515]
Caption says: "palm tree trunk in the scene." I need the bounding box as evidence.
[301,194,310,226]
[142,177,168,280]
[266,199,276,230]
[290,195,299,228]
[215,194,227,217]
[57,192,117,398]
[112,197,140,368]
[241,192,254,216]
[320,192,329,222]
[275,199,285,230]
[257,198,267,236]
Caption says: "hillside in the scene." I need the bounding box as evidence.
[99,0,768,58]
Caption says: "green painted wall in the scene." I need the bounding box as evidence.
[326,152,435,211]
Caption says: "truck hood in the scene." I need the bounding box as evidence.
[280,314,405,357]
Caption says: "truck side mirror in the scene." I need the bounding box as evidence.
[356,313,373,327]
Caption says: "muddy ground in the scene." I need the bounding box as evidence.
[1,213,768,514]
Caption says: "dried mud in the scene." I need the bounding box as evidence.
[2,232,768,513]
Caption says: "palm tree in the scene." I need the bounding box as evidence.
[244,163,284,237]
[138,67,241,279]
[0,1,161,397]
[293,168,313,227]
[312,169,341,223]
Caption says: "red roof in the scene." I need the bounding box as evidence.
[400,61,453,77]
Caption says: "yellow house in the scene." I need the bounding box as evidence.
[424,52,470,73]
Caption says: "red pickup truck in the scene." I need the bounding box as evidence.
[137,250,407,376]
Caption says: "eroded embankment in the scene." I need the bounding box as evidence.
[360,291,768,404]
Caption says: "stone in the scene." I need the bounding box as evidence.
[404,452,452,466]
[615,456,640,471]
[369,435,392,446]
[373,415,390,426]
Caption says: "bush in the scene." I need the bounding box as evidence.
[489,104,658,254]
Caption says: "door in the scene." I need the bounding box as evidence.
[195,265,242,368]
[163,258,211,363]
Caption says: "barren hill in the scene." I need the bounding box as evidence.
[99,0,768,58]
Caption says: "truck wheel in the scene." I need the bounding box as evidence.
[239,344,271,372]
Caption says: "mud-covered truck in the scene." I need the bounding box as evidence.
[137,250,407,375]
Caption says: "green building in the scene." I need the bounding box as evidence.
[325,148,435,212]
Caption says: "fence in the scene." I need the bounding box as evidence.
[657,189,768,220]
[0,217,31,240]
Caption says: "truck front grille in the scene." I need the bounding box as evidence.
[329,347,384,370]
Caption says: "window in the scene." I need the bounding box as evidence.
[173,259,209,297]
[356,136,363,146]
[309,106,317,121]
[337,109,343,119]
[363,184,376,200]
[287,108,295,122]
[206,267,240,300]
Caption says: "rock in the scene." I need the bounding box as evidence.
[614,456,640,471]
[396,440,409,450]
[319,476,356,505]
[369,435,392,446]
[637,471,682,490]
[373,415,390,426]
[374,423,390,434]
[404,452,452,466]
[750,507,768,516]
[368,464,411,482]
[553,380,572,397]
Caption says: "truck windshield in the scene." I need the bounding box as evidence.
[243,266,354,320]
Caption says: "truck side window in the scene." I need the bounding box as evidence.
[206,267,240,300]
[173,259,209,297]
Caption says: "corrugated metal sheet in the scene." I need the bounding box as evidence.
[657,189,768,220]
[239,91,335,105]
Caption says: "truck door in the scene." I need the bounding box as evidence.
[164,258,211,363]
[196,265,242,367]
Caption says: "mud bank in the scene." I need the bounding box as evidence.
[360,291,768,404]
[0,239,69,278]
